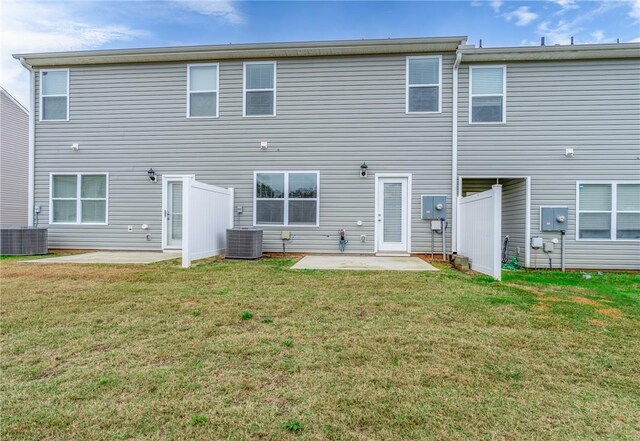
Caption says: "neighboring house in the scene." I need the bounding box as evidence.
[12,37,640,269]
[0,87,29,227]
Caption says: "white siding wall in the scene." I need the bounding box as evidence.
[0,90,29,227]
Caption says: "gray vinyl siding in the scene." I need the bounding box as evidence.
[458,59,640,270]
[33,54,455,253]
[0,91,29,227]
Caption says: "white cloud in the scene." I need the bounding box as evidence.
[550,0,579,11]
[173,0,244,24]
[590,30,605,42]
[1,1,149,108]
[504,6,539,26]
[629,0,640,19]
[470,0,502,11]
[631,36,640,42]
[537,19,577,45]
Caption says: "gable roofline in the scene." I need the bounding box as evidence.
[459,42,640,62]
[0,86,28,115]
[12,37,467,67]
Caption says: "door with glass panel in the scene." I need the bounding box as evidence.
[164,181,183,249]
[377,177,409,252]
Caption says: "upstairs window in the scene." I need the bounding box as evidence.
[244,62,276,117]
[577,182,640,240]
[406,56,441,113]
[255,171,319,226]
[41,69,69,121]
[470,66,506,123]
[51,173,108,224]
[187,64,218,118]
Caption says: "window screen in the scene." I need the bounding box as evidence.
[471,67,505,123]
[51,174,107,224]
[255,172,318,226]
[188,65,218,117]
[41,70,68,121]
[407,57,440,113]
[245,63,275,116]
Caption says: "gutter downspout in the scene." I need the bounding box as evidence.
[451,50,462,253]
[19,57,35,227]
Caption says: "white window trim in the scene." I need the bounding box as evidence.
[469,65,507,125]
[253,171,319,227]
[40,68,70,122]
[406,55,442,114]
[186,63,219,119]
[576,180,640,242]
[49,172,109,225]
[243,61,277,118]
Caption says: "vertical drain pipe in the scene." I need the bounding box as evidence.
[451,49,463,256]
[19,58,35,227]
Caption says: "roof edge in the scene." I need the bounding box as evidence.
[13,37,467,67]
[459,42,640,62]
[0,87,28,114]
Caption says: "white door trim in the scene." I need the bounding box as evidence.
[374,173,412,253]
[161,174,195,250]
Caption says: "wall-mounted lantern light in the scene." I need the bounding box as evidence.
[360,162,368,177]
[147,168,157,182]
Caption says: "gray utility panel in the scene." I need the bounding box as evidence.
[421,195,447,220]
[540,207,569,231]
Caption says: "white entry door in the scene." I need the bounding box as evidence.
[377,177,409,253]
[164,180,183,249]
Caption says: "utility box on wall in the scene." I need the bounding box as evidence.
[421,195,447,220]
[540,207,569,231]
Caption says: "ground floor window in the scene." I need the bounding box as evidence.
[577,182,639,240]
[254,171,319,226]
[51,173,108,224]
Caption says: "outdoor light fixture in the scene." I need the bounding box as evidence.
[360,162,368,177]
[147,168,157,182]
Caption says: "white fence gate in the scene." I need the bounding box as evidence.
[182,178,234,267]
[457,184,502,280]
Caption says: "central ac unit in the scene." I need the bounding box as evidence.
[226,228,263,259]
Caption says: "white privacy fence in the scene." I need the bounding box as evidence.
[182,178,234,267]
[457,185,502,280]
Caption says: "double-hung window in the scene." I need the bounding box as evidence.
[244,62,276,116]
[406,56,441,113]
[470,66,506,123]
[40,69,69,121]
[577,182,640,240]
[187,64,218,118]
[51,174,108,224]
[255,171,319,226]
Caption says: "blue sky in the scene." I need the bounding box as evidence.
[2,0,639,107]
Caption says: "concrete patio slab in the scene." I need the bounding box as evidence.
[22,251,181,265]
[291,255,438,271]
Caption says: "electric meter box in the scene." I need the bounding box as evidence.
[421,195,447,220]
[540,207,569,231]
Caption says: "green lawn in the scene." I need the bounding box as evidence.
[1,256,639,440]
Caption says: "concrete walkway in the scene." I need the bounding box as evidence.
[23,251,181,264]
[291,255,438,271]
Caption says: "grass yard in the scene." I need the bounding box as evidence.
[1,255,639,440]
